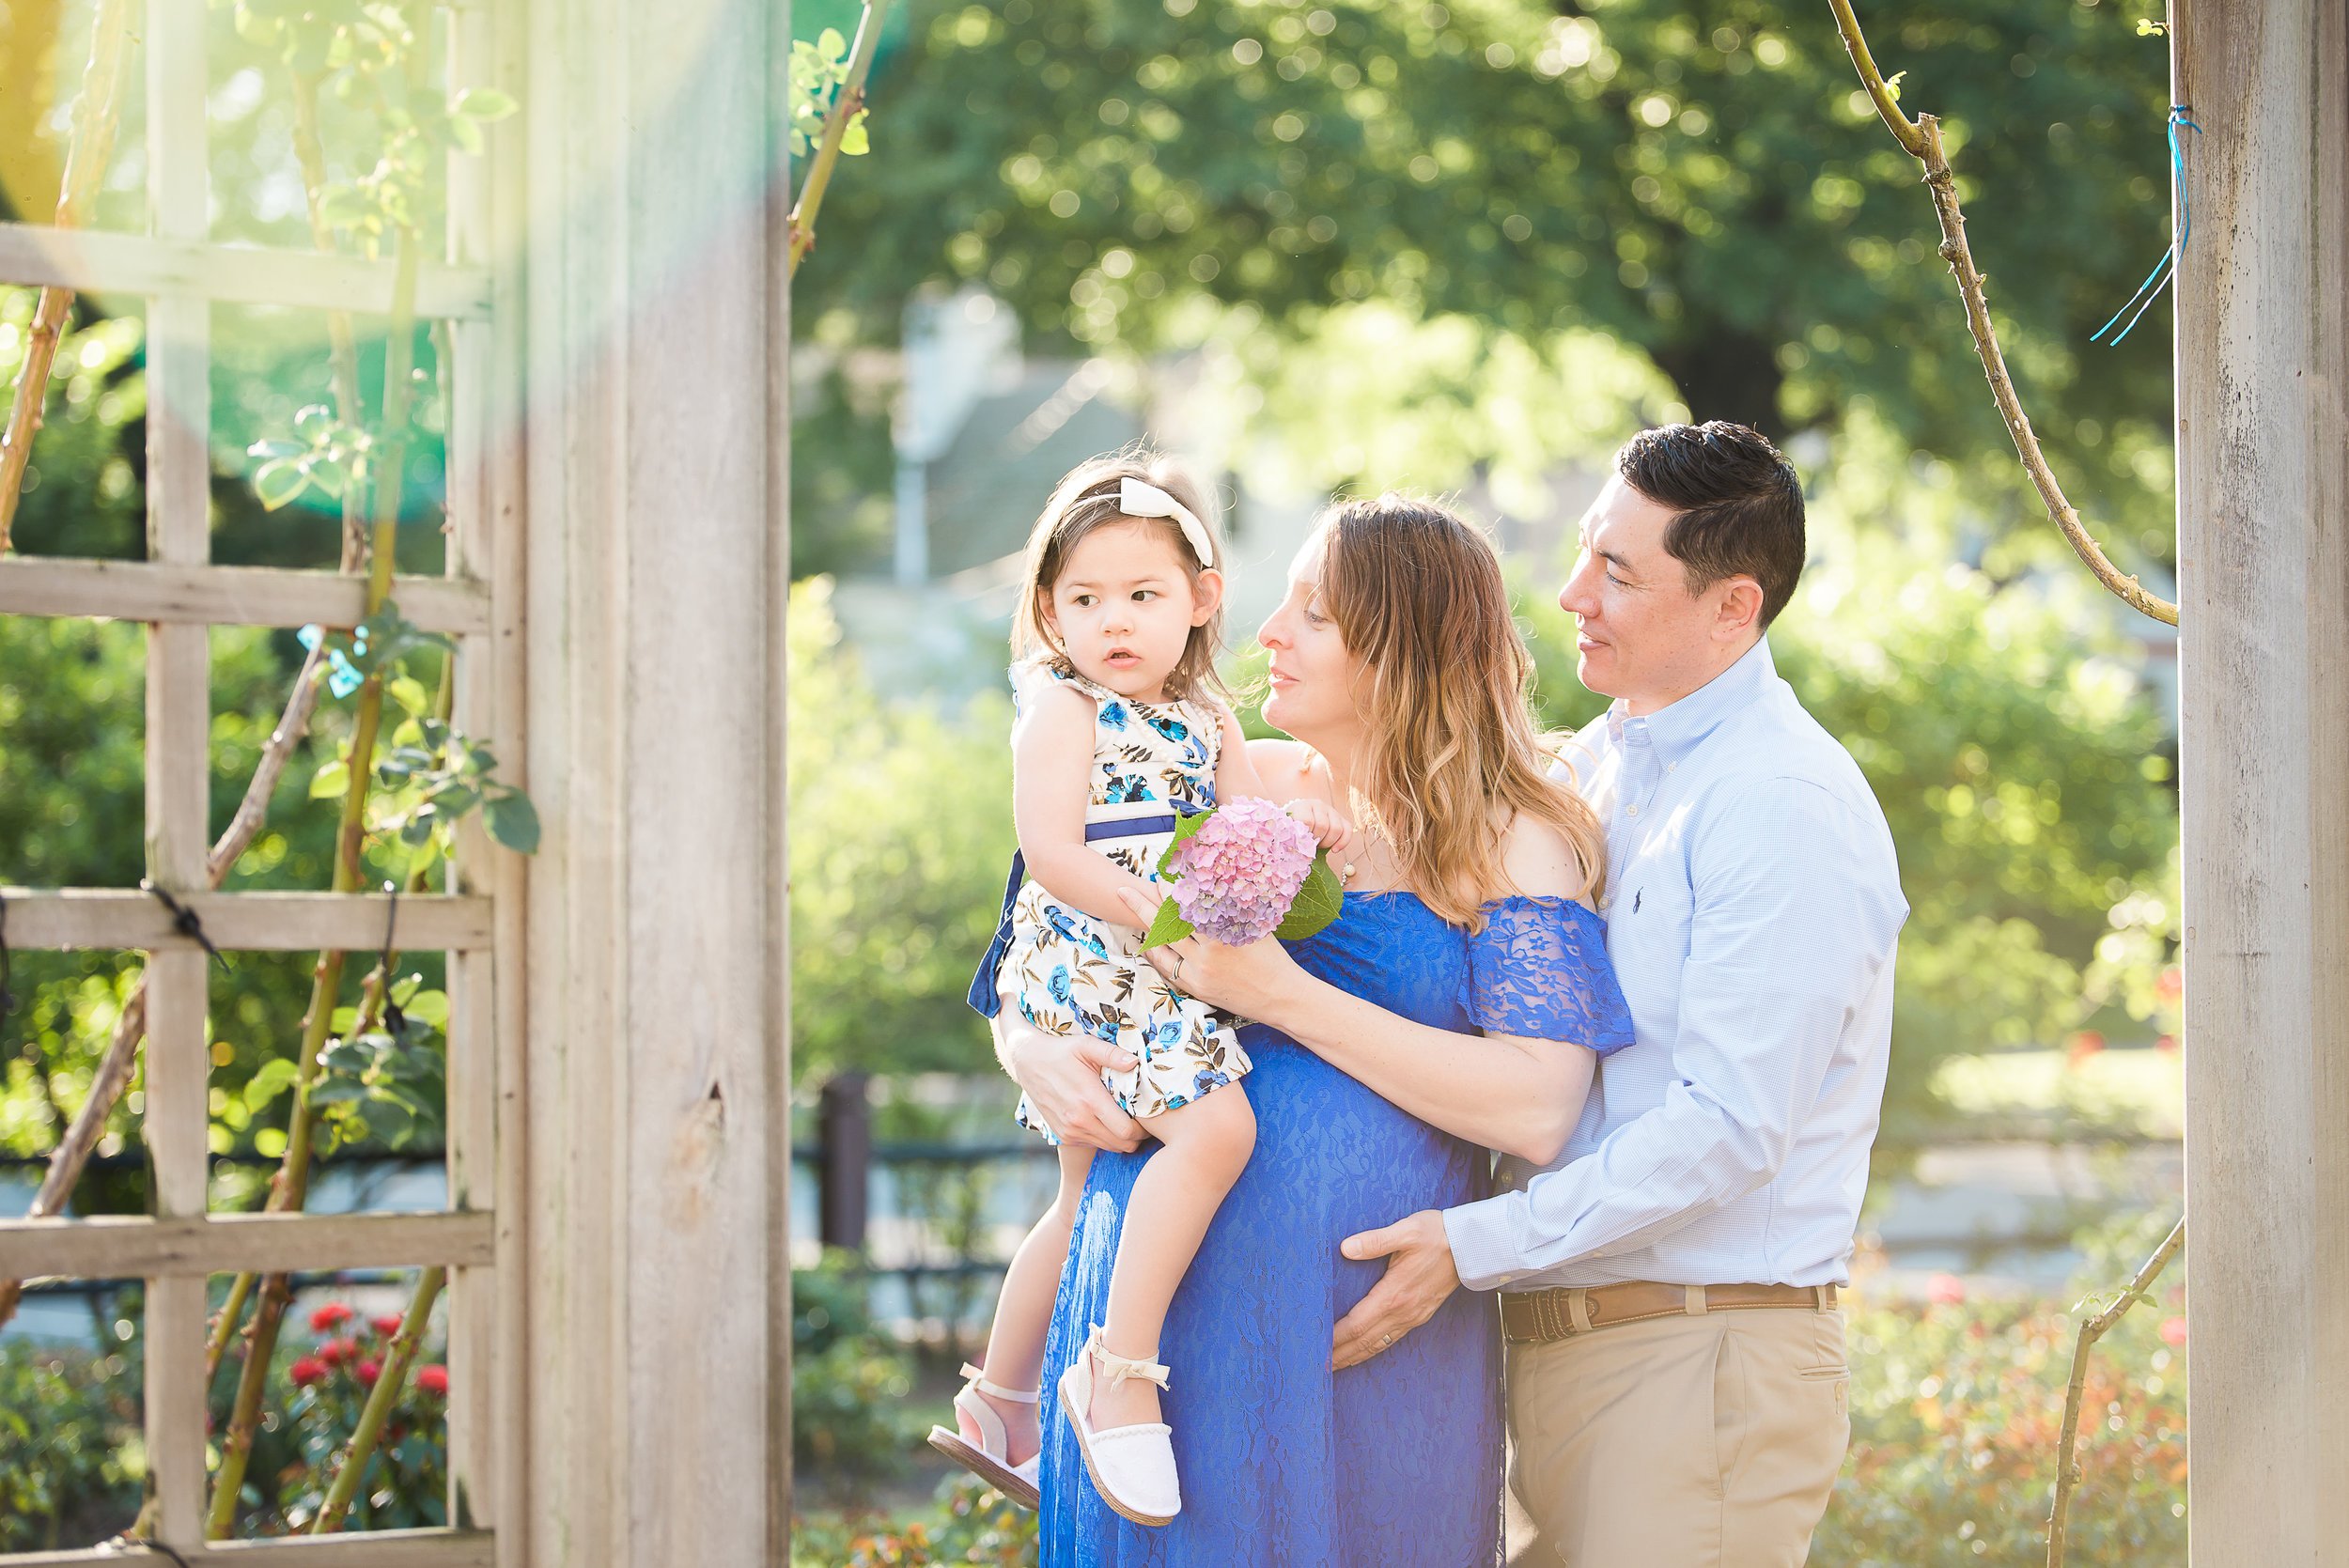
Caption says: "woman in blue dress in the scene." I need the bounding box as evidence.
[994,495,1637,1566]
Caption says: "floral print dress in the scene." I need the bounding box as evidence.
[1002,669,1252,1140]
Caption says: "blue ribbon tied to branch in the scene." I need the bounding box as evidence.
[2092,104,2202,346]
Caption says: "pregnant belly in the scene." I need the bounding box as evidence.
[1046,1030,1503,1566]
[1128,1032,1490,1325]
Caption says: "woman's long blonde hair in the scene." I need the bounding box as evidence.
[1316,495,1605,929]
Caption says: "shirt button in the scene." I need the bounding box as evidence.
[1626,804,1640,817]
[1667,762,1676,772]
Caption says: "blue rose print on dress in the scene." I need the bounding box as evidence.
[1099,701,1129,730]
[1047,965,1074,1008]
[1045,906,1110,959]
[1100,770,1159,804]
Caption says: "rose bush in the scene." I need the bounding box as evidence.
[226,1292,450,1534]
[0,1339,140,1551]
[792,1476,1038,1568]
[793,1250,922,1490]
[790,1266,2190,1567]
[1815,1286,2187,1565]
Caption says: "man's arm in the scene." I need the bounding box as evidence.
[1440,776,1906,1291]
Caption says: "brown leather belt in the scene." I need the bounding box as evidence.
[1501,1281,1837,1343]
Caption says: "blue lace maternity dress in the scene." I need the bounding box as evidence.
[1035,890,1634,1567]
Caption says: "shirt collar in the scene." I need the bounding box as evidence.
[1604,635,1776,770]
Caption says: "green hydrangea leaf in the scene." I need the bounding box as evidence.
[1274,851,1345,941]
[1140,895,1194,950]
[1155,803,1216,877]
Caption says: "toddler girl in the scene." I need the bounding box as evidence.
[927,454,1346,1527]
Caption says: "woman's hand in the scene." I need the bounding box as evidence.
[990,1009,1146,1154]
[1329,1210,1463,1370]
[1116,888,1307,1024]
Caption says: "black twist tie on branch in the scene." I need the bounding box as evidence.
[378,880,406,1035]
[140,879,229,972]
[98,1535,194,1567]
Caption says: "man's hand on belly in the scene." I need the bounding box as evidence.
[1330,1210,1461,1371]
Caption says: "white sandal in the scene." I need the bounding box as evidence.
[926,1362,1042,1510]
[1058,1326,1180,1527]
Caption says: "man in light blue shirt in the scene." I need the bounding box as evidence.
[1349,423,1906,1565]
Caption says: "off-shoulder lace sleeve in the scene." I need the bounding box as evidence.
[1466,895,1636,1052]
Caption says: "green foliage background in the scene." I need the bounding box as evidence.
[0,0,2188,1554]
[789,1215,2192,1564]
[0,0,2183,1204]
[799,0,2180,577]
[776,0,2183,1115]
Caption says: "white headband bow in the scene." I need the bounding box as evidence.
[1119,477,1215,569]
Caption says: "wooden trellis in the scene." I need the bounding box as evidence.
[0,0,526,1561]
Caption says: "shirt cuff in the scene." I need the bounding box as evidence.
[1442,1194,1536,1295]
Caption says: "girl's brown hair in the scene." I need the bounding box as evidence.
[1316,494,1606,929]
[1011,450,1227,703]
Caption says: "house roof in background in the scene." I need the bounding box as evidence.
[920,360,1144,579]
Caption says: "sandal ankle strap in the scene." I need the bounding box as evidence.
[1085,1331,1171,1391]
[959,1361,1041,1405]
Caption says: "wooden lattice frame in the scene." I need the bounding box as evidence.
[0,2,526,1562]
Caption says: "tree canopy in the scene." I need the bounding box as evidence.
[798,0,2178,574]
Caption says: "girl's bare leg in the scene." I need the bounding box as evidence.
[1088,1086,1256,1433]
[964,1142,1092,1464]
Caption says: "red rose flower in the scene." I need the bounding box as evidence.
[319,1336,360,1368]
[417,1364,450,1397]
[1926,1272,1968,1306]
[309,1301,355,1333]
[288,1357,329,1388]
[2160,1316,2187,1348]
[372,1313,404,1338]
[356,1358,382,1387]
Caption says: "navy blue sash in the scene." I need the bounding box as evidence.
[967,805,1202,1019]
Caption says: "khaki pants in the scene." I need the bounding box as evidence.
[1506,1303,1850,1567]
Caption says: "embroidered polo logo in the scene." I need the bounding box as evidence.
[1633,890,1642,914]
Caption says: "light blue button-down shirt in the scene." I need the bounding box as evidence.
[1442,636,1908,1291]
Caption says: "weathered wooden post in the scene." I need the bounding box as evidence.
[2173,4,2348,1560]
[520,0,794,1559]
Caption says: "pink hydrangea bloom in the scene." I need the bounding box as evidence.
[1168,797,1317,945]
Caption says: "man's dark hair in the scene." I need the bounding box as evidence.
[1616,421,1806,628]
